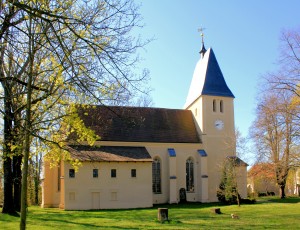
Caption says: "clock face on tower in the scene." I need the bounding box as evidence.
[215,119,224,130]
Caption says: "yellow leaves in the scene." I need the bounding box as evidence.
[64,105,99,143]
[46,55,64,86]
[71,159,82,172]
[78,29,87,38]
[45,146,82,171]
[10,144,19,152]
[3,143,22,158]
[45,103,99,170]
[290,93,300,107]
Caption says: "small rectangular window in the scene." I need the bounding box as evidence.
[131,169,136,178]
[220,100,224,113]
[93,169,98,178]
[111,169,117,178]
[213,99,216,112]
[69,169,75,178]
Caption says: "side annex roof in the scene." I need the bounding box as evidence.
[68,145,152,162]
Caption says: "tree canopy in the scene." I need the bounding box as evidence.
[0,1,150,228]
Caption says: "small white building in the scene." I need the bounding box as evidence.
[42,43,248,210]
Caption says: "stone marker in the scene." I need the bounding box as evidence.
[211,208,221,214]
[158,208,169,222]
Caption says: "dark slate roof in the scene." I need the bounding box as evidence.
[201,48,235,98]
[68,145,152,162]
[75,106,201,143]
[227,156,248,166]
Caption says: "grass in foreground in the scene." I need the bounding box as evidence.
[1,197,300,229]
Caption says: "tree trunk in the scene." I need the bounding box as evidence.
[34,154,40,205]
[280,184,286,199]
[2,157,14,214]
[13,155,22,211]
[2,84,15,214]
[236,193,241,207]
[20,13,33,230]
[12,111,23,212]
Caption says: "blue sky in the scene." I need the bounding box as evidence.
[136,0,299,139]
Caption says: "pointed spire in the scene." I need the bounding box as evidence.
[198,28,207,58]
[184,48,234,109]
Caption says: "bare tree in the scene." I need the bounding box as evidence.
[250,28,300,199]
[265,28,300,128]
[250,89,299,198]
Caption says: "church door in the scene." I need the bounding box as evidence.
[91,192,100,209]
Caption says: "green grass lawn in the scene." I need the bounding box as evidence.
[1,197,300,229]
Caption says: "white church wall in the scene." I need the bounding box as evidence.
[199,155,209,202]
[132,142,207,204]
[169,155,177,203]
[63,161,152,210]
[188,95,236,202]
[41,161,61,208]
[146,144,171,204]
[43,137,232,209]
[237,166,248,198]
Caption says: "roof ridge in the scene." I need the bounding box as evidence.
[84,104,189,112]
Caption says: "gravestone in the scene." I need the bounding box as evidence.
[157,208,168,222]
[211,208,221,214]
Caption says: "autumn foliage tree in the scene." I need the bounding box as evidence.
[248,162,277,195]
[251,90,299,198]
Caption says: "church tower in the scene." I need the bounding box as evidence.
[184,36,236,201]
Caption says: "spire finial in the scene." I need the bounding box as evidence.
[198,27,205,44]
[198,27,207,58]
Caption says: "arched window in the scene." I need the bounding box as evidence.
[186,157,194,192]
[213,99,216,112]
[220,100,224,113]
[152,157,161,194]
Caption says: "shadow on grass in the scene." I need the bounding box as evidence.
[256,196,300,204]
[29,216,140,229]
[59,202,221,213]
[0,210,20,217]
[153,202,222,210]
[267,196,300,203]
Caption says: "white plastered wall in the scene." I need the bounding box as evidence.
[63,161,152,210]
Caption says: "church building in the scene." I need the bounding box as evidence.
[42,40,248,210]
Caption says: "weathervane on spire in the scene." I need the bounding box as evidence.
[198,27,207,57]
[198,27,206,44]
